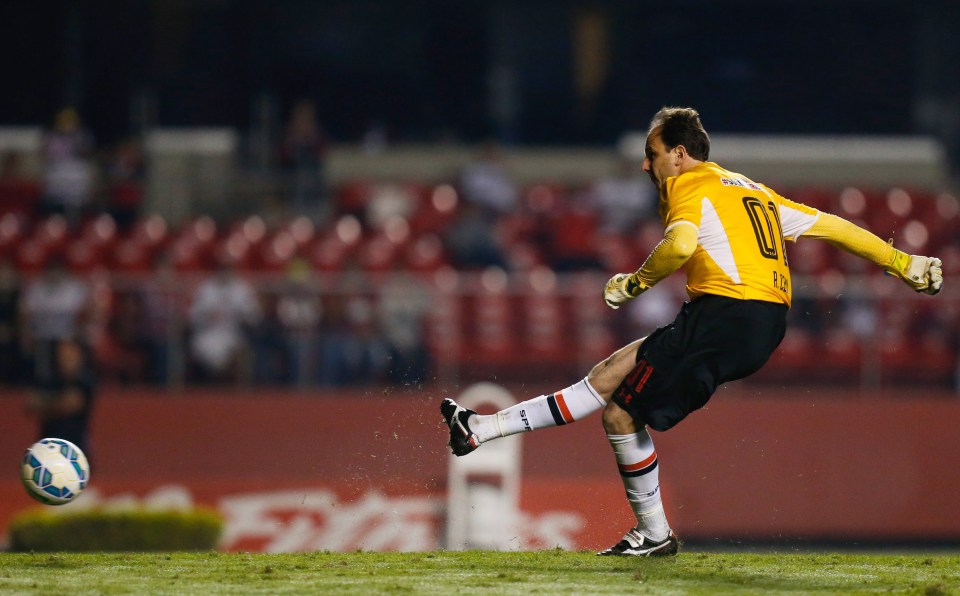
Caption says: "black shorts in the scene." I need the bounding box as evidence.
[611,294,787,432]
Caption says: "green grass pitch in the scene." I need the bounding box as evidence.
[0,550,957,594]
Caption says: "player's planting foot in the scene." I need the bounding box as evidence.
[597,528,680,557]
[440,398,480,456]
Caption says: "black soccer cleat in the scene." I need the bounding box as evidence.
[440,398,480,456]
[597,528,680,557]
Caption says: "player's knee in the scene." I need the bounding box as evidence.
[588,341,643,395]
[601,401,636,434]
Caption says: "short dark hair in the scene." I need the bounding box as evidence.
[649,107,710,161]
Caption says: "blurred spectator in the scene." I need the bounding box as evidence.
[317,258,389,386]
[540,188,603,271]
[446,141,521,270]
[275,258,322,387]
[365,183,417,231]
[250,290,292,385]
[379,268,433,384]
[842,297,878,340]
[40,107,96,227]
[443,201,509,269]
[0,258,25,384]
[590,157,657,234]
[19,256,92,386]
[139,250,185,384]
[0,152,41,215]
[104,137,145,231]
[317,294,390,386]
[97,289,149,384]
[361,119,389,154]
[187,260,262,384]
[25,337,96,458]
[459,141,519,216]
[279,99,329,222]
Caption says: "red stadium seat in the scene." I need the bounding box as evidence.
[230,215,269,249]
[283,215,317,248]
[423,289,460,363]
[168,235,212,272]
[359,234,402,272]
[65,238,107,273]
[112,237,153,273]
[336,179,374,216]
[14,237,50,273]
[788,237,833,275]
[166,216,219,272]
[0,212,28,258]
[258,230,301,272]
[541,203,600,271]
[596,233,643,272]
[463,287,516,369]
[503,240,544,271]
[520,284,574,366]
[81,213,119,251]
[309,217,364,272]
[924,192,959,250]
[409,184,460,235]
[217,231,259,271]
[522,182,566,213]
[404,234,448,272]
[130,214,170,250]
[789,186,836,211]
[33,215,71,252]
[181,215,218,245]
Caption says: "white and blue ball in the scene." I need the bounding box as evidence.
[20,438,90,505]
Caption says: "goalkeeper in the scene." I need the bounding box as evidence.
[441,106,943,557]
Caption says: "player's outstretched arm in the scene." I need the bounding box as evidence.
[801,212,943,295]
[604,222,698,309]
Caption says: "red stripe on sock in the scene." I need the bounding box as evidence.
[619,451,657,473]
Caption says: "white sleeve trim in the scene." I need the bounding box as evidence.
[779,206,820,242]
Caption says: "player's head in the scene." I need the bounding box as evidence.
[648,107,710,161]
[643,107,709,190]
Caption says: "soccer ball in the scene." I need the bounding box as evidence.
[20,438,90,505]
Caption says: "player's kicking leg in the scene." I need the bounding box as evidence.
[439,338,680,556]
[439,375,605,456]
[440,338,643,455]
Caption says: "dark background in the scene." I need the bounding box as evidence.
[2,1,959,152]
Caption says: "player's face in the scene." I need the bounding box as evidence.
[642,128,681,190]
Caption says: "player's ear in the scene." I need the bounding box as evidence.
[673,144,686,165]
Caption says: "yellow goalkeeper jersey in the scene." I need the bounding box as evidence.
[659,162,819,307]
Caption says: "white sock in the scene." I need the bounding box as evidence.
[608,428,671,542]
[470,378,605,442]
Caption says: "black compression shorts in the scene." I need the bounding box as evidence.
[611,294,787,432]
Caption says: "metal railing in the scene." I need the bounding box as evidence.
[13,269,955,393]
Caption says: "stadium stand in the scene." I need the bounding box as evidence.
[0,179,956,389]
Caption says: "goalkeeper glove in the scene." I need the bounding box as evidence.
[603,272,648,309]
[885,249,943,295]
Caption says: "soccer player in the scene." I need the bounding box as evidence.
[440,107,944,557]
